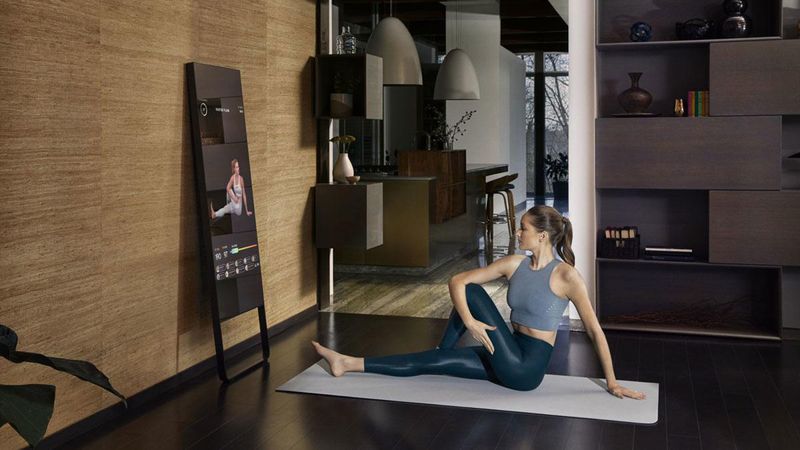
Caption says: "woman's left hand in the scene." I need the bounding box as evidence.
[607,383,646,400]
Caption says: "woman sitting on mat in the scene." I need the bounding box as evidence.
[313,205,645,399]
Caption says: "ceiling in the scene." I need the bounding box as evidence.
[336,0,568,54]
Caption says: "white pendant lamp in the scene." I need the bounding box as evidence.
[434,1,480,100]
[366,17,422,85]
[434,48,480,100]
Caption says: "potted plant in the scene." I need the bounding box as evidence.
[425,105,476,150]
[545,152,568,199]
[330,72,359,118]
[330,134,357,183]
[0,324,126,447]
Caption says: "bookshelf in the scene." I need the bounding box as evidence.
[594,0,795,339]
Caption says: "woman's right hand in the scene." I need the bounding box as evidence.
[466,319,497,354]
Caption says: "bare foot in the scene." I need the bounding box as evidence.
[208,201,215,220]
[311,340,360,377]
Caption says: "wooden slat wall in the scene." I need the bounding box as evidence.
[0,0,316,446]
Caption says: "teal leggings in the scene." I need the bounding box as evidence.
[364,283,554,391]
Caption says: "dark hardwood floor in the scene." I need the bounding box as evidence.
[61,312,800,450]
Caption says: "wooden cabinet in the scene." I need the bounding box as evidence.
[314,54,383,120]
[315,183,383,249]
[711,40,800,116]
[709,191,800,266]
[397,150,466,223]
[596,116,781,190]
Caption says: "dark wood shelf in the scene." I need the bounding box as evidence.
[596,257,780,270]
[597,36,781,51]
[596,116,781,190]
[599,322,781,340]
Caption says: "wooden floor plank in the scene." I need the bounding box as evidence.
[710,343,771,450]
[633,338,667,450]
[599,334,638,450]
[758,341,800,438]
[662,340,700,439]
[735,345,800,450]
[684,342,736,450]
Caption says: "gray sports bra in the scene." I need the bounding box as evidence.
[506,257,569,331]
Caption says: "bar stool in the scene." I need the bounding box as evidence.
[485,173,518,247]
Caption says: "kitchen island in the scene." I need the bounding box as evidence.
[334,163,509,275]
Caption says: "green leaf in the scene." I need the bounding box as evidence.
[0,325,18,358]
[8,351,126,407]
[0,384,55,447]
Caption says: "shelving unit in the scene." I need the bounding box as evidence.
[314,54,383,120]
[594,0,794,339]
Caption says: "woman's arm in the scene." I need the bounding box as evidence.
[448,255,524,354]
[241,177,252,215]
[562,267,646,400]
[226,176,237,203]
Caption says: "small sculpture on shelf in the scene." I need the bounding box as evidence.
[674,98,685,117]
[629,22,652,42]
[675,18,715,40]
[721,0,752,38]
[331,134,356,183]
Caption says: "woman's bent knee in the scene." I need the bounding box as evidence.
[465,283,489,304]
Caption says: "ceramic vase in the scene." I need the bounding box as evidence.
[333,152,354,183]
[618,72,652,114]
[721,0,751,38]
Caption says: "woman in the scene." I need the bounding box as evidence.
[209,158,253,220]
[313,205,644,399]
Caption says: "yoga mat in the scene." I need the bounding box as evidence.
[277,361,659,424]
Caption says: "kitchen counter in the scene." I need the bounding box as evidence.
[334,162,511,274]
[466,163,509,176]
[357,174,436,181]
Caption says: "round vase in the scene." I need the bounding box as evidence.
[618,72,652,114]
[333,152,354,183]
[721,0,751,38]
[330,93,353,118]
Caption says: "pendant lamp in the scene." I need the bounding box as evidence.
[366,17,422,85]
[434,48,480,100]
[434,0,480,100]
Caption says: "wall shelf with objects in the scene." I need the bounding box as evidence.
[596,36,781,51]
[314,54,383,120]
[594,0,796,339]
[596,0,782,45]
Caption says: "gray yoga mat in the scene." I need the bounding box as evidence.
[277,361,659,424]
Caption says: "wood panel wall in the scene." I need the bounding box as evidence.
[0,1,317,446]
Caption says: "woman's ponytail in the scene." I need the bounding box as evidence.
[556,217,575,266]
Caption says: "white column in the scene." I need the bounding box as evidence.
[567,0,596,320]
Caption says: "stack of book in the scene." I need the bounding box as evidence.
[688,90,709,117]
[598,226,640,259]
